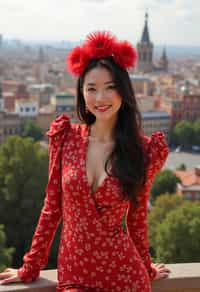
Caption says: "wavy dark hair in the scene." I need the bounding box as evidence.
[76,56,147,208]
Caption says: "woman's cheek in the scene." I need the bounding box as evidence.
[85,94,95,106]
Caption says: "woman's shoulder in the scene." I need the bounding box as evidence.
[141,131,169,174]
[46,113,87,139]
[141,131,168,153]
[46,113,71,137]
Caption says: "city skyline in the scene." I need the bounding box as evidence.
[0,0,200,46]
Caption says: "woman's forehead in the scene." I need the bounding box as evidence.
[84,67,114,85]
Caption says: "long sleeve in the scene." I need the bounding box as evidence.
[127,131,169,281]
[17,114,71,283]
[127,194,157,281]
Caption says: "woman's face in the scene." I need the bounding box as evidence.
[82,66,122,122]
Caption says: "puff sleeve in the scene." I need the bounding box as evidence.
[127,132,169,281]
[145,131,169,179]
[17,114,71,283]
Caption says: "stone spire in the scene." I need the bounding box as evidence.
[136,12,154,73]
[141,12,150,44]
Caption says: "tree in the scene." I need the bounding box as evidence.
[172,120,195,147]
[148,194,184,256]
[155,202,200,263]
[0,135,48,267]
[193,118,200,145]
[150,169,181,203]
[0,225,14,272]
[22,121,43,142]
[176,163,186,170]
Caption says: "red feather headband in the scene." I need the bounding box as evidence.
[66,31,137,76]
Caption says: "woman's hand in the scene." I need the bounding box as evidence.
[0,268,21,285]
[152,263,171,280]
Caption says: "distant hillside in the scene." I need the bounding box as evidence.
[4,38,200,59]
[154,45,200,59]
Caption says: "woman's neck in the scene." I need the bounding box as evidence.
[89,118,116,143]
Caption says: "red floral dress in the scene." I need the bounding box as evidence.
[17,114,169,292]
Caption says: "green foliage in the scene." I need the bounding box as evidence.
[22,121,43,142]
[176,163,186,170]
[193,118,200,145]
[149,194,184,252]
[155,202,200,263]
[0,225,14,272]
[150,169,181,203]
[172,119,198,147]
[175,120,194,146]
[0,135,49,267]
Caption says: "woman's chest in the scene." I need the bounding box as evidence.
[60,135,124,207]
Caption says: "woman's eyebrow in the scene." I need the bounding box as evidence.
[86,82,96,86]
[86,80,114,86]
[104,81,115,84]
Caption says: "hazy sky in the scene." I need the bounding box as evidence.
[0,0,200,46]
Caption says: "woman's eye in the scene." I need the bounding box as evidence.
[87,88,96,92]
[107,85,116,90]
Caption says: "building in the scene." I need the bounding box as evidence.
[15,98,39,117]
[170,82,200,127]
[136,12,169,74]
[3,92,16,112]
[36,111,56,138]
[33,47,48,84]
[160,79,200,129]
[130,75,155,96]
[137,12,154,73]
[176,166,200,201]
[0,111,21,144]
[2,81,29,112]
[50,92,76,118]
[136,95,156,112]
[29,84,55,107]
[1,80,21,93]
[141,111,170,139]
[158,48,168,72]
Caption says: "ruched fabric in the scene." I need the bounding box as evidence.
[18,114,169,291]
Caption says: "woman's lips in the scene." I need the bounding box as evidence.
[95,105,111,112]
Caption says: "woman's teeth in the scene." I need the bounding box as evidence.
[95,105,111,111]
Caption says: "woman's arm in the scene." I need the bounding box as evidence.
[127,131,169,281]
[127,193,157,281]
[17,114,71,283]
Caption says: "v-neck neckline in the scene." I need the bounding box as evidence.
[83,124,111,196]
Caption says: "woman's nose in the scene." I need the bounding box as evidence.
[96,90,104,100]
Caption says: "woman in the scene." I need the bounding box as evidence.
[0,31,170,291]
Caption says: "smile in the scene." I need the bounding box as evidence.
[95,105,112,112]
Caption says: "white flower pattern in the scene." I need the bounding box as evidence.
[17,114,169,292]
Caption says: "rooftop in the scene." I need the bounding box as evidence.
[142,111,170,119]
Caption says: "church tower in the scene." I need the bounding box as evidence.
[137,12,154,73]
[159,47,168,72]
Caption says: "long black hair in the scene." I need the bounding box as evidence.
[76,56,147,208]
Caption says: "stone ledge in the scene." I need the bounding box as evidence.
[0,263,200,292]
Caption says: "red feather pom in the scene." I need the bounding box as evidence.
[66,31,137,76]
[84,31,117,59]
[114,41,138,69]
[67,46,89,76]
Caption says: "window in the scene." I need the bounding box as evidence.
[185,193,192,200]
